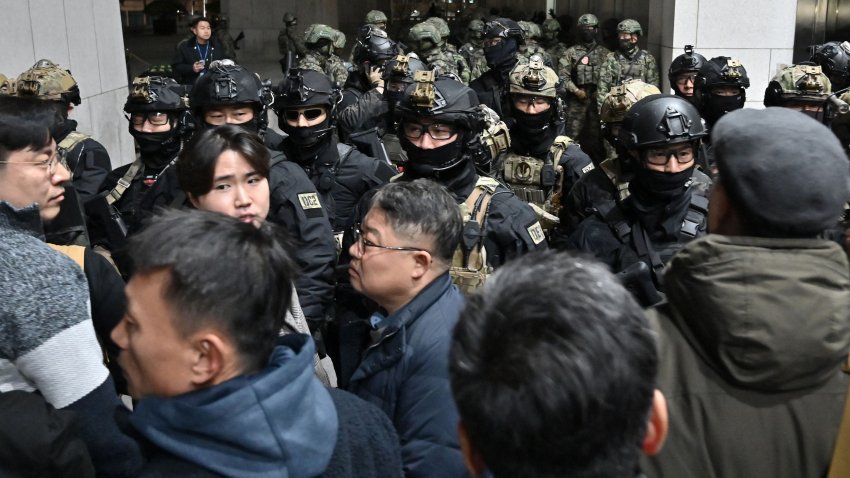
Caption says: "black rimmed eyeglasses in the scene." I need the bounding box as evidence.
[352,224,429,254]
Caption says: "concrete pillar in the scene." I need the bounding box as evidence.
[650,0,797,108]
[0,0,135,167]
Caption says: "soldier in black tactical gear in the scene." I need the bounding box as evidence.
[669,45,706,107]
[470,18,525,122]
[274,68,395,234]
[92,76,190,263]
[339,25,399,115]
[396,72,546,288]
[16,59,113,246]
[565,95,712,306]
[811,41,850,151]
[338,53,428,168]
[695,56,749,130]
[188,61,338,329]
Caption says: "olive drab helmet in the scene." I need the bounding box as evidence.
[695,56,749,125]
[16,59,81,106]
[600,79,661,147]
[365,10,388,27]
[541,18,561,42]
[764,64,833,122]
[468,19,485,41]
[811,41,850,91]
[283,12,297,27]
[618,94,707,150]
[395,72,482,175]
[190,60,273,134]
[425,17,452,44]
[353,25,398,65]
[508,55,560,98]
[578,14,599,27]
[409,21,444,55]
[304,23,338,52]
[517,21,542,41]
[617,19,643,36]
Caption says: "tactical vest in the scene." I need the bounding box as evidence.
[617,49,648,82]
[573,44,602,87]
[450,176,499,294]
[502,136,573,208]
[57,131,91,174]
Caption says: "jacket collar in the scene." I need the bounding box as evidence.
[0,201,45,240]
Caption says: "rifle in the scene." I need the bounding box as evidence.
[234,31,245,50]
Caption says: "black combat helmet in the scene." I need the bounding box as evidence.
[382,54,428,107]
[810,41,850,91]
[273,68,338,149]
[618,94,706,149]
[190,60,271,134]
[395,73,482,175]
[482,18,525,69]
[669,45,706,100]
[695,56,749,126]
[352,25,399,65]
[124,76,190,164]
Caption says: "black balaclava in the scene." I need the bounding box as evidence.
[484,38,519,71]
[283,116,335,163]
[511,107,556,155]
[619,37,638,55]
[400,130,467,178]
[629,161,695,239]
[702,93,743,127]
[579,28,596,44]
[129,117,183,171]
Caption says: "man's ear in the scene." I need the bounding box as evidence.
[410,249,433,279]
[189,332,228,387]
[642,389,669,456]
[187,192,200,209]
[458,421,488,477]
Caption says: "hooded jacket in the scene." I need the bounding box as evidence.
[641,234,850,478]
[131,334,403,478]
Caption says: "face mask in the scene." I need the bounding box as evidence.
[131,129,182,169]
[619,38,635,52]
[703,94,743,125]
[580,30,596,43]
[512,107,552,132]
[484,38,518,68]
[400,133,466,177]
[632,163,694,199]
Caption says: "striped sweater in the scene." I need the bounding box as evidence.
[0,201,142,476]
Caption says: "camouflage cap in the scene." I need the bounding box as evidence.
[304,23,337,45]
[518,21,542,40]
[578,14,599,27]
[409,22,442,45]
[542,18,561,33]
[365,10,388,24]
[617,18,642,36]
[600,79,661,123]
[764,64,832,106]
[15,59,81,105]
[425,17,451,40]
[508,55,560,98]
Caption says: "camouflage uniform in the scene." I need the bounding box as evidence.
[541,18,569,62]
[459,19,489,82]
[558,41,611,138]
[278,13,306,58]
[596,20,660,110]
[424,17,471,84]
[516,22,553,67]
[299,24,350,87]
[409,22,465,83]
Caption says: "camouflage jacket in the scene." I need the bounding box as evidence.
[544,42,570,63]
[444,44,471,84]
[459,42,489,82]
[597,47,660,109]
[557,41,611,96]
[423,48,464,83]
[297,51,349,87]
[278,27,306,57]
[517,41,554,68]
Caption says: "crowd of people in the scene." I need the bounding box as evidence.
[2,7,850,478]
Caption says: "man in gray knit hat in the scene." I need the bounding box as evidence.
[642,107,850,477]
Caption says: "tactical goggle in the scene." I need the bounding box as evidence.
[282,107,326,121]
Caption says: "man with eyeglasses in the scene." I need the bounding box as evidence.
[395,72,545,293]
[347,179,468,477]
[94,76,192,259]
[669,45,706,107]
[565,95,712,306]
[0,95,144,476]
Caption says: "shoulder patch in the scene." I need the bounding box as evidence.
[581,163,595,174]
[297,192,324,218]
[526,221,546,245]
